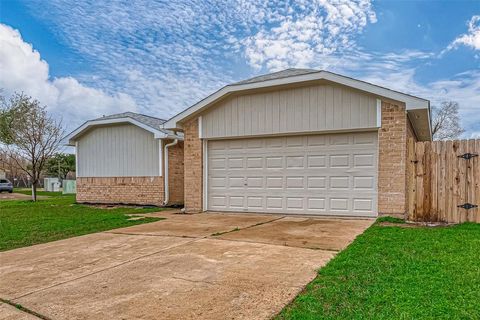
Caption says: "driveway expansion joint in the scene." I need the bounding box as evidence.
[11,237,202,300]
[0,298,50,320]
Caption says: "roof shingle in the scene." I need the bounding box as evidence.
[95,112,166,131]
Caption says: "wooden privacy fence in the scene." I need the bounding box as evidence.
[408,139,479,223]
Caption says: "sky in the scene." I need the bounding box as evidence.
[0,0,479,137]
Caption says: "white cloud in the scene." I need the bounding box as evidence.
[0,24,137,130]
[447,15,480,51]
[243,0,377,71]
[19,0,377,116]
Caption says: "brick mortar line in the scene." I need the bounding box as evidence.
[0,298,49,320]
[12,237,202,301]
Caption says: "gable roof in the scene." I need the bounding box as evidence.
[65,112,182,145]
[163,69,431,140]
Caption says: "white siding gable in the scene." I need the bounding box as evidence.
[201,83,378,139]
[77,124,160,177]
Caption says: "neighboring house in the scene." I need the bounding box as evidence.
[0,169,6,179]
[66,112,184,206]
[163,69,431,217]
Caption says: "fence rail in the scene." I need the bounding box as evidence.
[408,139,479,223]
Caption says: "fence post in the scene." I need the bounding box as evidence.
[407,138,416,220]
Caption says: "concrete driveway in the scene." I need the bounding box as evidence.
[0,211,373,320]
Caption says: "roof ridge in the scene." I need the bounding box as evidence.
[232,68,321,85]
[98,111,166,122]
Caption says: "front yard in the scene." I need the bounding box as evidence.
[0,191,162,251]
[1,192,479,319]
[278,219,480,319]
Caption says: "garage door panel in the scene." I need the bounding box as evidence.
[329,154,350,168]
[266,156,283,168]
[228,157,243,168]
[307,135,327,146]
[286,197,303,210]
[354,133,376,145]
[208,132,378,217]
[286,176,305,189]
[329,135,350,145]
[229,196,245,208]
[247,196,263,208]
[307,198,326,210]
[353,154,375,168]
[266,197,283,209]
[330,198,350,211]
[307,155,327,168]
[307,176,327,189]
[286,156,305,168]
[228,177,244,188]
[353,198,374,211]
[329,176,350,189]
[353,176,375,189]
[246,177,263,188]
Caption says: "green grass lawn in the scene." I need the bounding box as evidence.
[278,220,480,320]
[0,192,163,251]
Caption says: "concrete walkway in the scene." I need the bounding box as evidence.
[0,211,373,320]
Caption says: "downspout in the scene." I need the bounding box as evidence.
[163,139,178,205]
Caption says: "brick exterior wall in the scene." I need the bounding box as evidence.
[378,101,409,217]
[167,140,184,205]
[77,176,164,206]
[183,118,203,213]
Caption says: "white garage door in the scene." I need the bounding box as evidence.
[207,132,378,217]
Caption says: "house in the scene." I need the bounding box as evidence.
[69,69,431,218]
[164,69,430,217]
[66,112,184,206]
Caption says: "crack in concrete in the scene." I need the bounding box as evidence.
[209,216,286,237]
[0,299,49,320]
[170,276,216,286]
[103,231,199,239]
[12,237,202,301]
[208,236,340,252]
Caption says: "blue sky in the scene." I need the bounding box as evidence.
[0,0,479,137]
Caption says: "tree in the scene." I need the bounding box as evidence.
[0,93,64,201]
[431,101,465,140]
[45,153,75,180]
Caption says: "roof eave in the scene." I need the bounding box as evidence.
[65,117,170,145]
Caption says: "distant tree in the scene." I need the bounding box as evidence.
[0,92,64,201]
[45,153,75,180]
[431,101,465,140]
